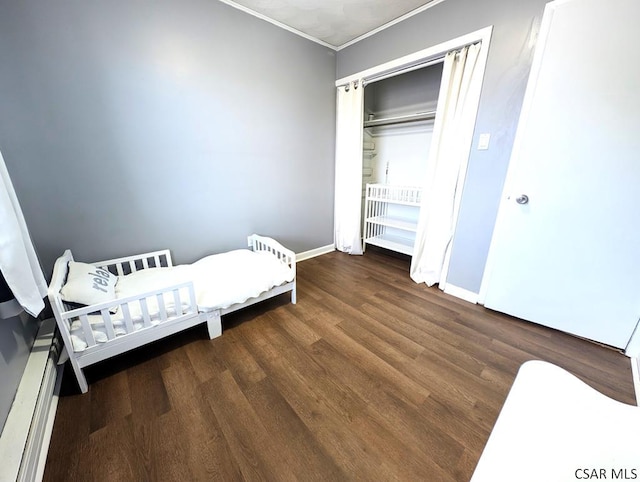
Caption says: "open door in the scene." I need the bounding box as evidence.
[481,0,640,350]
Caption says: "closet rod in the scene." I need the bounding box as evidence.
[364,111,437,128]
[363,56,444,86]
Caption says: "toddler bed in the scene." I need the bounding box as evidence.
[48,234,296,393]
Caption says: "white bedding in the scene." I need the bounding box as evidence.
[67,249,294,351]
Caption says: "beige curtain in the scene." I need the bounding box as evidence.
[410,43,481,286]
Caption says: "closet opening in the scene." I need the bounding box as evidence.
[334,26,492,292]
[361,62,444,257]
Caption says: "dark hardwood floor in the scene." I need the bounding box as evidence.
[44,248,636,481]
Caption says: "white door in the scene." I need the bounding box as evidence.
[482,0,640,350]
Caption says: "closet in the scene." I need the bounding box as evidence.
[361,63,443,256]
[335,29,491,289]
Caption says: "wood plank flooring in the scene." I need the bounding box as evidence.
[44,248,636,481]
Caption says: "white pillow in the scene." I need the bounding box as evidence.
[60,261,118,308]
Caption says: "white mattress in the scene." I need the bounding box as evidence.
[68,249,294,351]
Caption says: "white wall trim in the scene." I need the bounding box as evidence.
[0,318,60,482]
[335,26,493,86]
[216,0,336,50]
[631,357,640,406]
[336,0,450,51]
[442,284,479,304]
[297,244,335,262]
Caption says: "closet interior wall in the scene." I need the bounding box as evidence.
[361,63,443,255]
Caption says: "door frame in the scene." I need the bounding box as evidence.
[335,26,493,294]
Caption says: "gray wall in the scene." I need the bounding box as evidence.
[338,0,548,293]
[0,312,38,432]
[0,0,337,275]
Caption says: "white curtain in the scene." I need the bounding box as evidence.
[0,150,47,317]
[410,43,481,286]
[334,80,365,255]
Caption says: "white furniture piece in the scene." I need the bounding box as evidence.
[471,360,640,481]
[48,234,296,393]
[363,183,422,256]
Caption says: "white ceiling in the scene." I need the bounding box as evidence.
[222,0,439,49]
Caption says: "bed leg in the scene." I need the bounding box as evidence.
[291,284,297,304]
[206,312,222,339]
[70,358,89,394]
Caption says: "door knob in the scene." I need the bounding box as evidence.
[515,194,529,205]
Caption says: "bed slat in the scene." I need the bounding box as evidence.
[101,309,116,340]
[93,249,173,274]
[140,298,152,328]
[121,304,135,333]
[79,314,96,347]
[157,294,168,322]
[188,285,197,311]
[172,290,183,317]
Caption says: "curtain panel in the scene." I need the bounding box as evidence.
[0,150,47,317]
[410,43,481,286]
[334,80,365,255]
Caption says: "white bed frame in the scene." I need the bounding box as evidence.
[48,234,296,393]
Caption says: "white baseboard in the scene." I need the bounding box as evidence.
[442,284,479,304]
[0,318,60,482]
[296,244,335,262]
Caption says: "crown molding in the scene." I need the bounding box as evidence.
[217,0,451,51]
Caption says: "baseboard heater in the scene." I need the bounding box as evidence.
[0,318,63,482]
